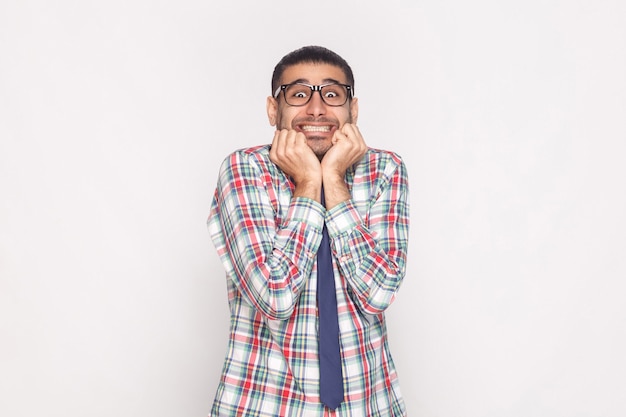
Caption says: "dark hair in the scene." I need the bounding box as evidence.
[271,45,355,95]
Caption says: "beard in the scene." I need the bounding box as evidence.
[306,136,333,160]
[288,115,349,160]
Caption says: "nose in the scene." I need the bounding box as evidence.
[305,90,326,117]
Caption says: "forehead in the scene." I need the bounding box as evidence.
[280,62,348,85]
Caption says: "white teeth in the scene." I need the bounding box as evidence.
[302,125,330,132]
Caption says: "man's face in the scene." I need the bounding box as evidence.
[267,62,359,159]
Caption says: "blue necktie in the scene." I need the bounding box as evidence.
[317,188,344,410]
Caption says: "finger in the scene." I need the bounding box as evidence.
[271,130,282,155]
[274,129,292,161]
[288,129,301,146]
[269,130,281,160]
[351,124,363,141]
[343,123,366,151]
[280,129,295,152]
[332,129,347,145]
[342,123,361,143]
[294,131,307,145]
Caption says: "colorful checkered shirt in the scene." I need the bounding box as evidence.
[207,145,410,417]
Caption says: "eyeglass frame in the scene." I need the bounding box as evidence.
[273,82,354,107]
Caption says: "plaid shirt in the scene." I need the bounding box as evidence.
[207,145,409,417]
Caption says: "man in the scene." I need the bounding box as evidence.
[207,45,409,416]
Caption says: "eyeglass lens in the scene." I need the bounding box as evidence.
[283,84,348,106]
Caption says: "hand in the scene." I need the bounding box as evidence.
[320,123,367,208]
[269,129,322,200]
[321,123,367,179]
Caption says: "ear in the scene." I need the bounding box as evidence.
[266,96,278,126]
[350,97,359,124]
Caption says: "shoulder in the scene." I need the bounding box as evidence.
[364,147,404,165]
[218,145,272,173]
[222,144,271,163]
[360,147,407,179]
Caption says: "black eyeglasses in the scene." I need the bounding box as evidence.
[273,83,353,107]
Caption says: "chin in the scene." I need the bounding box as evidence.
[307,140,332,160]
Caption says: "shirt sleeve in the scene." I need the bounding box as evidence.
[325,155,410,315]
[207,150,325,321]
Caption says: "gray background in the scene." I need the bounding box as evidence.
[1,1,625,416]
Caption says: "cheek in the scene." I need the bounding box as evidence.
[336,109,353,126]
[276,109,298,129]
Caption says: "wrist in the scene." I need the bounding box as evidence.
[321,178,351,209]
[293,179,322,202]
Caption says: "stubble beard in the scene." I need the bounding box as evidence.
[289,114,351,161]
[307,136,332,161]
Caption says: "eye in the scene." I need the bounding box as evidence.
[322,85,345,98]
[286,85,310,99]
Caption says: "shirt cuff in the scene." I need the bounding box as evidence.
[324,200,363,238]
[286,197,325,228]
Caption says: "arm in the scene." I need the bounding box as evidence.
[319,124,410,315]
[326,153,410,315]
[207,149,324,321]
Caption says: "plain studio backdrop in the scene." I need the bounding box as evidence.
[1,1,625,416]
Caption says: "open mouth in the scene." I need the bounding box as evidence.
[301,125,332,133]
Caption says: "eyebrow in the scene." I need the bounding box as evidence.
[284,77,345,85]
